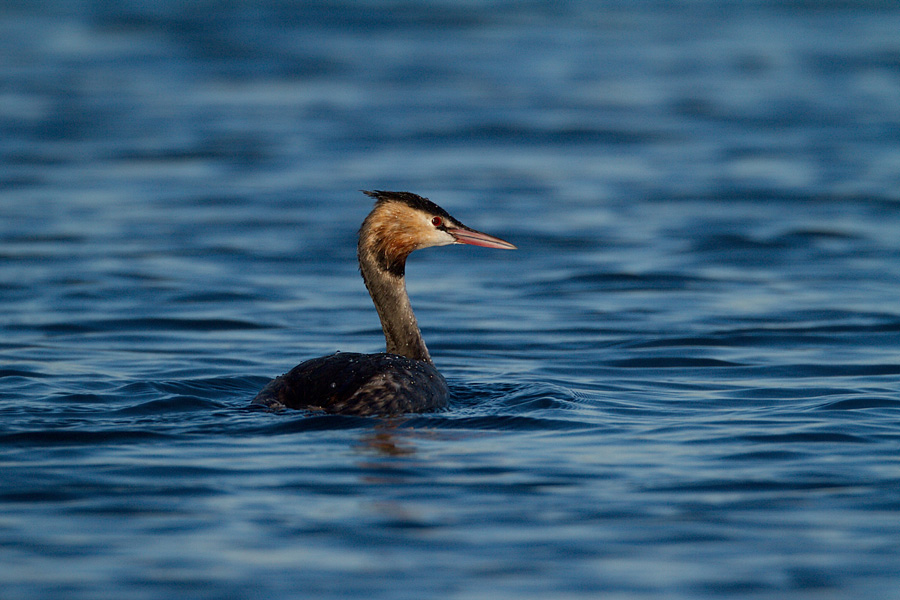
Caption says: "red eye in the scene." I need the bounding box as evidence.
[431,216,443,227]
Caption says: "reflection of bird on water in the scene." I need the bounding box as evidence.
[253,190,516,416]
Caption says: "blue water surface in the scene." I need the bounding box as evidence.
[2,1,900,599]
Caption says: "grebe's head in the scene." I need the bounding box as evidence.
[359,190,515,277]
[361,190,516,250]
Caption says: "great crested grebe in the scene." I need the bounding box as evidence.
[252,190,516,416]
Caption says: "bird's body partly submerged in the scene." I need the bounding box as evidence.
[253,190,515,416]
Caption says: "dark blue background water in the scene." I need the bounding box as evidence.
[3,1,900,598]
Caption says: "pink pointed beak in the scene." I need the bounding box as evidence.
[448,227,517,250]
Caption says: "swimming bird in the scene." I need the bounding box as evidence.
[252,190,516,416]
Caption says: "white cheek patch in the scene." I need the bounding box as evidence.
[418,214,456,247]
[428,228,456,247]
[439,230,457,246]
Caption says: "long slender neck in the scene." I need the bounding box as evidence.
[358,241,433,364]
